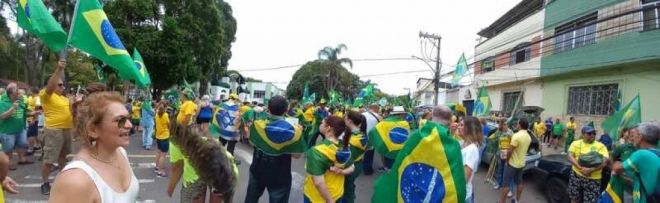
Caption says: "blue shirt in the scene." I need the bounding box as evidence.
[482,125,491,137]
[599,134,613,151]
[141,108,155,127]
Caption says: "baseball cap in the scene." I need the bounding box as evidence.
[582,126,596,134]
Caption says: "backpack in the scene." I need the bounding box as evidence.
[633,149,660,203]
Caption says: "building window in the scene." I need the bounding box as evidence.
[642,0,660,30]
[253,90,266,98]
[502,91,524,117]
[509,43,532,65]
[554,12,598,53]
[482,57,495,73]
[567,83,618,116]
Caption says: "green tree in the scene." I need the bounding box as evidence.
[286,60,363,102]
[317,44,353,91]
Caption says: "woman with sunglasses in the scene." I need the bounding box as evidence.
[303,115,354,203]
[49,92,139,202]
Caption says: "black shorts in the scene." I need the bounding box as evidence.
[196,117,211,124]
[502,164,524,186]
[27,122,39,137]
[132,119,141,126]
[156,139,169,153]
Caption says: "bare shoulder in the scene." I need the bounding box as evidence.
[50,169,96,202]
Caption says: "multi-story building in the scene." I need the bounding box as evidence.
[473,0,545,117]
[540,0,660,127]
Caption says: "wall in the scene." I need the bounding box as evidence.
[485,79,543,111]
[544,0,623,30]
[476,57,541,86]
[476,10,545,61]
[541,62,660,131]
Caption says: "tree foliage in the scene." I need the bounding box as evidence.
[286,60,364,102]
[0,0,237,98]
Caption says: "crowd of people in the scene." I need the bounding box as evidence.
[0,60,658,203]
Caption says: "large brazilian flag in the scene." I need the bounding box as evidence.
[249,117,307,155]
[372,121,466,203]
[368,116,411,159]
[68,0,141,84]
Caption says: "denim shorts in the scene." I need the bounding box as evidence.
[0,130,29,152]
[156,139,169,153]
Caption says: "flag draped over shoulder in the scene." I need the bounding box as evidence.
[17,0,68,51]
[598,175,625,203]
[472,86,492,117]
[602,94,641,141]
[69,0,141,84]
[369,117,411,159]
[132,48,151,88]
[211,102,241,140]
[249,118,307,155]
[372,121,466,203]
[451,53,468,87]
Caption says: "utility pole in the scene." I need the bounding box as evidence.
[419,31,442,106]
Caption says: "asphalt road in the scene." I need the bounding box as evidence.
[2,134,559,203]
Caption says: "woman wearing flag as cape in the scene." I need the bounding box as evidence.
[304,115,354,203]
[210,94,242,165]
[244,96,307,203]
[343,111,368,203]
[372,105,466,203]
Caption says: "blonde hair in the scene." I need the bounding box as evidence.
[74,91,125,147]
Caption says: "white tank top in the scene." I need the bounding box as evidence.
[61,147,140,203]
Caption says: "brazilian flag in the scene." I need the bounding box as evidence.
[304,140,352,202]
[68,0,141,84]
[17,0,68,51]
[249,117,307,155]
[598,175,624,203]
[132,48,152,88]
[372,121,466,203]
[368,116,411,159]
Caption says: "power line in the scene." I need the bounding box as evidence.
[233,57,420,72]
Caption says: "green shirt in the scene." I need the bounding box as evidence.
[169,143,199,187]
[612,143,637,192]
[553,123,565,136]
[0,93,27,134]
[623,149,660,203]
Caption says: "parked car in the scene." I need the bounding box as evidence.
[480,106,543,172]
[534,154,611,203]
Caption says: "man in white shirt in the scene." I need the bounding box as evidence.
[361,103,382,175]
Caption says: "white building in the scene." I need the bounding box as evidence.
[473,0,544,117]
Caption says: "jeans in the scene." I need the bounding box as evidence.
[245,171,291,203]
[0,130,28,152]
[142,124,154,147]
[465,192,475,203]
[496,158,515,194]
[362,149,375,175]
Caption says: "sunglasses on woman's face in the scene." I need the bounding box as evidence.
[111,116,131,129]
[57,83,65,87]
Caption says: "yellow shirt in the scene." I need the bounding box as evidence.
[26,96,37,122]
[39,89,73,129]
[176,100,196,125]
[489,131,512,150]
[239,105,251,115]
[568,140,609,179]
[333,111,343,118]
[155,112,170,140]
[566,121,577,130]
[509,130,531,168]
[533,122,546,138]
[304,108,315,123]
[131,102,142,119]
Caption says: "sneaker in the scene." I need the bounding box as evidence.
[507,191,513,198]
[561,152,567,155]
[511,199,519,203]
[41,182,51,195]
[493,185,500,190]
[156,171,168,178]
[377,167,390,173]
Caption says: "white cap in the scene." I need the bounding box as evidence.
[391,106,406,115]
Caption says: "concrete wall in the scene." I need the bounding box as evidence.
[486,79,543,111]
[476,10,545,61]
[541,62,660,132]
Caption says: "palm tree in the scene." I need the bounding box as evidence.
[317,44,353,92]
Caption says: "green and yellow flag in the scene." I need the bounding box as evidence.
[602,94,641,141]
[68,0,140,84]
[305,140,352,202]
[249,117,308,155]
[16,0,68,51]
[132,48,151,88]
[372,121,466,203]
[368,116,411,159]
[472,86,492,117]
[599,175,625,203]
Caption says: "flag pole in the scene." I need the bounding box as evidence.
[58,0,81,61]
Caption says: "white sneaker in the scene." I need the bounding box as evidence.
[507,191,513,197]
[493,185,500,189]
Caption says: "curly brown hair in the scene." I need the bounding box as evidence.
[74,91,125,147]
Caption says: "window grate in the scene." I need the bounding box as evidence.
[502,91,524,117]
[566,83,618,116]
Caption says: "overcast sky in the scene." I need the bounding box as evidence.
[5,0,523,95]
[224,0,523,95]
